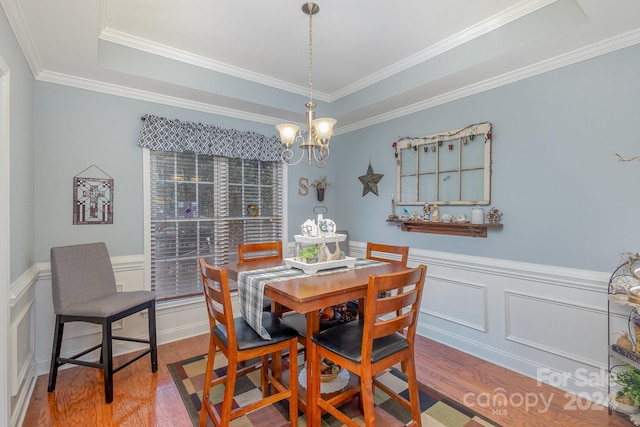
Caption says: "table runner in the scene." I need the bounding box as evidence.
[238,258,385,339]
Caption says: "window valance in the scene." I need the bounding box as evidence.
[137,114,281,161]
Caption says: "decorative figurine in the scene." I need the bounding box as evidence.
[423,203,431,221]
[431,204,439,222]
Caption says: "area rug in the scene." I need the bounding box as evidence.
[168,352,500,427]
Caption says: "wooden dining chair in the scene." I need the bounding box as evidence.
[198,258,298,427]
[365,242,411,372]
[311,264,427,427]
[365,242,409,266]
[238,241,283,311]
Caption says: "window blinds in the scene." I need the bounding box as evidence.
[149,151,283,301]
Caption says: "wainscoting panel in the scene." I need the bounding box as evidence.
[423,275,487,332]
[505,291,606,368]
[9,265,38,427]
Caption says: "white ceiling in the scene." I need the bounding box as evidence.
[3,0,640,133]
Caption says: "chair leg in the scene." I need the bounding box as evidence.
[405,357,422,427]
[200,336,217,427]
[148,302,158,372]
[261,355,269,398]
[102,319,114,404]
[288,340,299,427]
[220,358,238,424]
[47,317,64,392]
[360,371,376,426]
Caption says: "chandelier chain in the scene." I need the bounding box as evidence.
[308,8,313,104]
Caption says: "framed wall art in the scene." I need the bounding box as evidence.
[73,165,114,225]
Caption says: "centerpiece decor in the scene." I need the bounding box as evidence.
[287,216,354,274]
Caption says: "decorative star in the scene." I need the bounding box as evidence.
[358,163,383,197]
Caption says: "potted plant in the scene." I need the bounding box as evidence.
[311,176,331,201]
[611,364,640,413]
[299,245,319,264]
[486,207,503,224]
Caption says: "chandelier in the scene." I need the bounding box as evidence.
[276,2,336,168]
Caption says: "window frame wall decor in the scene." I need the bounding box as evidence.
[393,122,492,206]
[139,114,284,301]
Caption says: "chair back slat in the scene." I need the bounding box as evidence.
[238,241,283,264]
[372,312,414,339]
[365,242,409,266]
[376,291,418,316]
[362,265,426,356]
[199,259,236,347]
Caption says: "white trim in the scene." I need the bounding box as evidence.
[0,0,41,77]
[37,70,283,126]
[330,0,557,100]
[337,29,640,135]
[22,28,640,137]
[0,52,11,427]
[9,265,38,308]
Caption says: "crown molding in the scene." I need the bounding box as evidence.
[337,28,640,135]
[0,0,42,77]
[36,69,282,126]
[34,28,640,136]
[99,27,331,104]
[329,0,557,101]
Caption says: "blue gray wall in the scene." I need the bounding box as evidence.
[33,83,302,261]
[332,44,640,272]
[1,6,35,283]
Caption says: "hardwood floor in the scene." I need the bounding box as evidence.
[23,334,630,426]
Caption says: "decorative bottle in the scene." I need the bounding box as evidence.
[471,206,484,224]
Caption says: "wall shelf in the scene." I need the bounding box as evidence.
[386,219,502,237]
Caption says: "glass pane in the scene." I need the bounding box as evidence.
[198,155,215,182]
[151,181,175,219]
[461,137,484,169]
[419,146,436,173]
[418,173,437,202]
[177,183,197,218]
[438,172,460,202]
[176,152,196,181]
[199,183,215,218]
[401,148,416,174]
[461,169,485,201]
[400,175,417,202]
[438,141,458,171]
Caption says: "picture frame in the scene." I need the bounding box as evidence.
[73,176,114,224]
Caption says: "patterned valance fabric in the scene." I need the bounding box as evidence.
[137,114,282,161]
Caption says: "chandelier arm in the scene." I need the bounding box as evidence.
[312,145,330,165]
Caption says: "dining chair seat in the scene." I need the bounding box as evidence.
[214,312,300,351]
[311,320,409,364]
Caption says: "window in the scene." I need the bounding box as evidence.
[394,122,492,206]
[148,150,283,301]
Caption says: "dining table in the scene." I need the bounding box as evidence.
[223,257,410,426]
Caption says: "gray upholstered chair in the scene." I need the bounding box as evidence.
[47,242,157,403]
